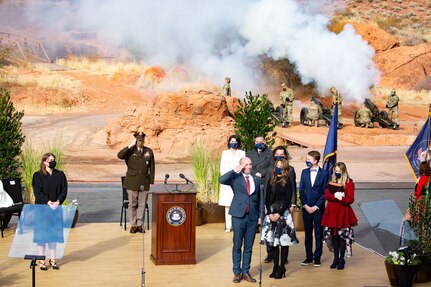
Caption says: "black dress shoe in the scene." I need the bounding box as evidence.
[136,226,145,233]
[301,258,313,266]
[233,274,242,283]
[269,266,278,278]
[242,273,257,283]
[330,259,338,269]
[264,255,273,263]
[130,226,137,234]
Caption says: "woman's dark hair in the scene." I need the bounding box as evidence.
[226,135,241,149]
[419,161,431,177]
[272,145,288,159]
[270,159,290,188]
[39,152,55,176]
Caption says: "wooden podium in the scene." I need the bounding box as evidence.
[150,191,197,265]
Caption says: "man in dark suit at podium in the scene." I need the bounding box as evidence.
[219,157,262,283]
[299,150,329,267]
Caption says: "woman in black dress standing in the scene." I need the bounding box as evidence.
[261,159,299,279]
[32,152,67,271]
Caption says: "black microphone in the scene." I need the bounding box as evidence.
[139,185,145,192]
[179,173,193,185]
[164,174,170,185]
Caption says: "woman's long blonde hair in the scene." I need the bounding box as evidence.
[332,162,349,186]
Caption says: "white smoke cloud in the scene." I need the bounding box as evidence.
[240,0,380,101]
[0,0,380,101]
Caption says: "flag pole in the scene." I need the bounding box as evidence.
[427,104,431,152]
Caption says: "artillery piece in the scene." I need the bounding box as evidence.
[269,101,289,128]
[300,96,333,127]
[354,98,398,130]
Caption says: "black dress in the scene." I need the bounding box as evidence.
[261,177,299,247]
[32,170,68,244]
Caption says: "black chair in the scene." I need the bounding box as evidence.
[120,176,149,231]
[0,178,24,238]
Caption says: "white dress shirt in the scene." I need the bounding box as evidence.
[242,173,255,195]
[310,166,319,187]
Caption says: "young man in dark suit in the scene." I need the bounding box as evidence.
[219,157,263,283]
[299,150,329,267]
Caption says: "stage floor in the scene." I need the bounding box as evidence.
[1,223,391,287]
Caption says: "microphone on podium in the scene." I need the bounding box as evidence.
[179,173,194,185]
[164,174,170,185]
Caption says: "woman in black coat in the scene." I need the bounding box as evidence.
[32,152,67,271]
[261,159,299,279]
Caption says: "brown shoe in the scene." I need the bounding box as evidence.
[130,226,137,234]
[233,274,242,283]
[136,226,145,233]
[242,273,256,283]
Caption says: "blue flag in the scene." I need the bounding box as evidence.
[405,114,431,180]
[323,103,338,176]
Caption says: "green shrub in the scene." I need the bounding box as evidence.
[190,139,210,204]
[0,88,25,180]
[234,91,277,152]
[408,191,431,257]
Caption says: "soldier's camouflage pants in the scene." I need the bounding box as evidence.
[332,105,343,125]
[283,104,293,123]
[388,107,399,125]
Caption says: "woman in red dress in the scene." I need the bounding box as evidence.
[414,161,431,201]
[321,162,358,270]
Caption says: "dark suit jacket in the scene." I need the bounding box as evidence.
[117,145,155,191]
[299,167,329,210]
[247,148,273,179]
[219,170,262,221]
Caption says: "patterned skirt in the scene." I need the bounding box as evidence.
[323,227,355,257]
[260,209,299,247]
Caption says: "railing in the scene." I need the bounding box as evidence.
[0,32,50,63]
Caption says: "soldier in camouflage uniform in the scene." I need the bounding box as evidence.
[330,87,343,127]
[306,100,322,127]
[279,83,295,126]
[386,90,399,129]
[356,104,373,128]
[222,77,231,97]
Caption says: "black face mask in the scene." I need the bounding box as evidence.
[48,161,56,169]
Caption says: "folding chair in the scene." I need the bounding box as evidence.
[0,179,24,238]
[120,176,149,231]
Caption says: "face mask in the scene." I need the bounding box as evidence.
[255,143,265,150]
[276,167,283,174]
[48,161,56,169]
[274,155,285,161]
[335,172,342,178]
[229,142,238,149]
[306,160,312,167]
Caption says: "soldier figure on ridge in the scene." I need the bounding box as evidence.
[222,77,231,97]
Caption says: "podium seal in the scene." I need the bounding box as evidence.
[166,206,186,226]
